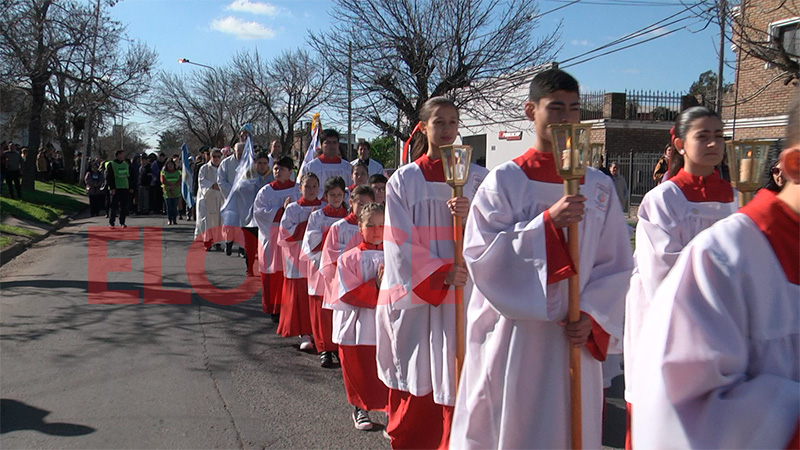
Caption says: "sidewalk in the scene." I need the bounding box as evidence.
[0,185,89,266]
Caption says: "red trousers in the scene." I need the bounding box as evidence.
[387,389,453,450]
[260,272,284,315]
[339,345,388,411]
[626,401,632,450]
[242,226,258,276]
[309,295,337,353]
[277,278,312,337]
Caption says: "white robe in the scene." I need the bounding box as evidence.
[375,160,487,407]
[301,209,346,296]
[351,158,384,177]
[623,178,737,404]
[194,162,225,241]
[217,154,240,199]
[633,212,799,449]
[331,247,383,346]
[320,218,361,307]
[449,157,632,449]
[220,171,273,228]
[277,201,319,279]
[297,157,352,199]
[253,183,300,274]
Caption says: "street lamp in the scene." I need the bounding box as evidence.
[177,58,214,70]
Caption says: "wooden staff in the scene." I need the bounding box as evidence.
[452,184,465,389]
[565,177,582,450]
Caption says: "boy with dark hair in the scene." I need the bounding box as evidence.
[368,173,387,204]
[351,140,384,176]
[450,68,633,448]
[298,129,351,199]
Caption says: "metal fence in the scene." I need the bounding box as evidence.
[624,90,683,121]
[581,91,605,121]
[611,151,663,209]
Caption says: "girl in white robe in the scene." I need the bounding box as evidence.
[301,176,348,365]
[253,157,300,318]
[194,150,225,249]
[334,202,389,431]
[633,89,800,450]
[623,107,737,447]
[375,97,488,449]
[450,69,633,449]
[276,173,321,348]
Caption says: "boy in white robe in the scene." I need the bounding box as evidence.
[297,129,352,199]
[450,69,633,449]
[632,88,800,450]
[194,149,225,250]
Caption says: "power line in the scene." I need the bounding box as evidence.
[557,1,711,67]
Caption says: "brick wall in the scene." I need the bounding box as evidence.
[722,0,796,136]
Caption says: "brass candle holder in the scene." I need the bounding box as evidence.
[438,144,472,391]
[548,123,594,450]
[726,140,771,207]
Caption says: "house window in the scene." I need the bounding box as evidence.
[770,18,800,59]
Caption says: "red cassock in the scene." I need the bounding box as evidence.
[276,197,320,337]
[334,242,390,412]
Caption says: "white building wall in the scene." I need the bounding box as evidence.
[461,117,536,170]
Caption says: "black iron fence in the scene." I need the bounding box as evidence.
[610,150,662,210]
[624,90,683,121]
[581,91,605,120]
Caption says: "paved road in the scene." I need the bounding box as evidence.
[1,212,390,449]
[0,211,627,449]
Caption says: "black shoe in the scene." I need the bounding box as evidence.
[320,351,334,368]
[270,313,280,323]
[225,242,233,256]
[238,248,246,258]
[214,243,222,251]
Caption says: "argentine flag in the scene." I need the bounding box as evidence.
[180,143,195,209]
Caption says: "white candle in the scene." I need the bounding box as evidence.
[562,149,571,170]
[740,157,753,183]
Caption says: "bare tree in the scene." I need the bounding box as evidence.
[150,67,266,148]
[233,48,330,154]
[308,0,560,145]
[0,0,155,187]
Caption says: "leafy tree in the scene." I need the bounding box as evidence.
[370,136,397,168]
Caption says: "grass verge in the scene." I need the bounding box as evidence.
[0,223,41,238]
[1,181,85,225]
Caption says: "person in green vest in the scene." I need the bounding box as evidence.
[107,150,133,228]
[161,159,181,225]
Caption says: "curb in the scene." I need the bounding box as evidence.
[0,207,86,267]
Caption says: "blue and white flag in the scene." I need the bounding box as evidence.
[220,136,255,227]
[180,143,195,209]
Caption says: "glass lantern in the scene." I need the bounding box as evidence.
[548,123,593,178]
[439,145,473,188]
[725,140,771,206]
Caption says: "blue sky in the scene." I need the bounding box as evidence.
[111,0,730,146]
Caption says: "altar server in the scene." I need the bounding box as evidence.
[195,148,225,250]
[450,69,633,449]
[298,129,352,199]
[623,106,737,447]
[633,88,800,449]
[376,96,487,449]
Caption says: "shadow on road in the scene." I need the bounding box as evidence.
[0,399,95,436]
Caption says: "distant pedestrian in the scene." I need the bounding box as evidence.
[107,150,132,228]
[161,160,181,225]
[609,162,629,212]
[653,143,672,184]
[85,163,105,216]
[195,149,225,250]
[2,143,23,200]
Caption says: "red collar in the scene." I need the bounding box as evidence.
[269,179,295,190]
[297,197,323,207]
[669,168,734,203]
[358,241,383,251]
[345,213,359,225]
[318,155,342,164]
[414,153,446,182]
[348,184,358,192]
[740,190,799,285]
[512,148,583,184]
[322,204,348,218]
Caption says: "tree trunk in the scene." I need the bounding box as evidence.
[23,80,47,192]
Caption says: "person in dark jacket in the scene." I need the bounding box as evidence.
[106,150,133,228]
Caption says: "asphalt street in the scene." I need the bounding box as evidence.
[1,211,391,449]
[0,210,626,449]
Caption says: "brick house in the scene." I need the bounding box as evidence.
[722,0,798,142]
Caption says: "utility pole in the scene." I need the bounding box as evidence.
[347,41,353,160]
[715,0,726,115]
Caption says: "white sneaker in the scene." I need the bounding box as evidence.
[299,335,315,351]
[353,407,374,431]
